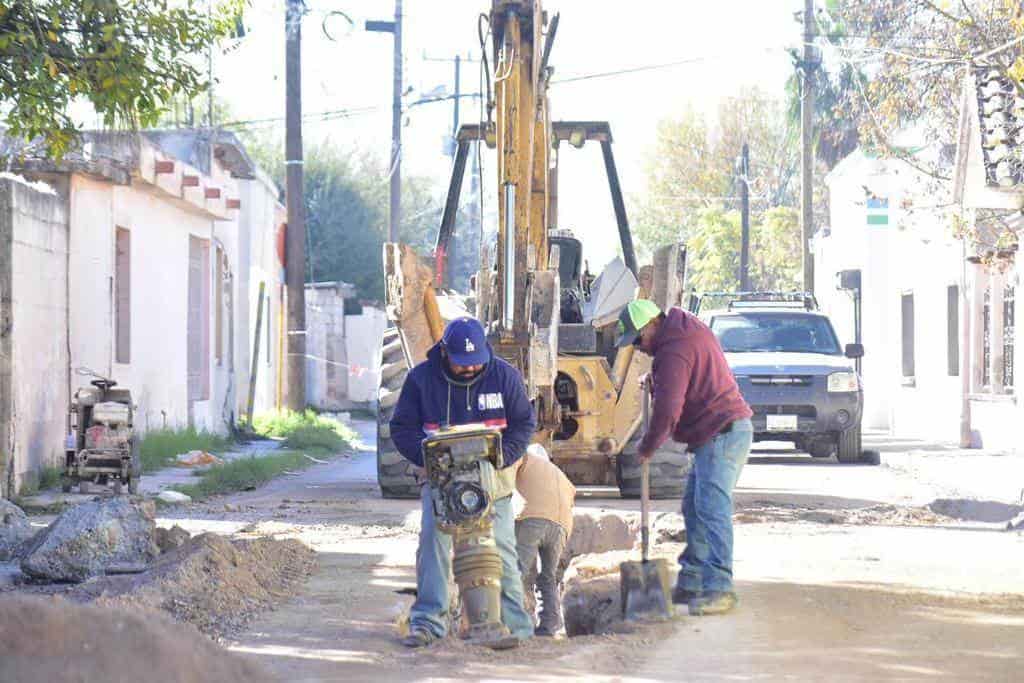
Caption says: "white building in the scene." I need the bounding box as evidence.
[0,130,286,496]
[815,66,1024,451]
[814,149,967,443]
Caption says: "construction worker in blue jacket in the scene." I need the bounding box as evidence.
[390,316,536,648]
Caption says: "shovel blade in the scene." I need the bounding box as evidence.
[620,558,673,621]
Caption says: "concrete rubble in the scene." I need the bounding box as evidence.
[20,497,159,582]
[563,510,639,571]
[0,499,36,561]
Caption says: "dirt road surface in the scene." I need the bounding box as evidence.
[156,423,1024,681]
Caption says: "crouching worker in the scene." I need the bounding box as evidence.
[390,317,536,648]
[513,444,575,636]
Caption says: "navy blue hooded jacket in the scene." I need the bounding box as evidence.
[389,342,537,468]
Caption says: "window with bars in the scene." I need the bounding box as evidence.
[1004,285,1015,391]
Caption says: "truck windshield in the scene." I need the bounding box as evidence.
[710,313,842,355]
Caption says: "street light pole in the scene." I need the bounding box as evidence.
[367,0,403,243]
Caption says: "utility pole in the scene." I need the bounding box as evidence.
[285,0,306,411]
[367,0,403,242]
[739,142,751,291]
[800,0,816,294]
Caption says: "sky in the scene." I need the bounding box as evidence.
[201,0,805,269]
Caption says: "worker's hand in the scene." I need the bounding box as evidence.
[638,447,655,463]
[637,373,652,392]
[412,465,426,484]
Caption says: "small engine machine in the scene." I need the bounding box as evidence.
[63,370,140,495]
[422,425,515,649]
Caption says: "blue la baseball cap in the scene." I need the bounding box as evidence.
[442,317,491,366]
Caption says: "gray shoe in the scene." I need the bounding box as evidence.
[402,628,439,648]
[535,624,560,637]
[688,591,738,616]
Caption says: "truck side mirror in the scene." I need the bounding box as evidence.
[845,343,865,359]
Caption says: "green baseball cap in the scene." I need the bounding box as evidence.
[615,299,662,347]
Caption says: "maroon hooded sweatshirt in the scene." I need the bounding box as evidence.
[639,307,752,453]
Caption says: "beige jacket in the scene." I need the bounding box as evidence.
[513,450,576,536]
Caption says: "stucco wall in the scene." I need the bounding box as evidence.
[305,286,349,411]
[235,175,284,419]
[1,175,70,495]
[345,307,388,404]
[68,175,240,434]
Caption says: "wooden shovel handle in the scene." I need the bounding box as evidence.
[640,374,652,562]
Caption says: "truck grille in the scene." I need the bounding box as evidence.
[748,375,813,386]
[752,405,817,418]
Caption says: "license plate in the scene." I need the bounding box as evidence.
[766,414,798,431]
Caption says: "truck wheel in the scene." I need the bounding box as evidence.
[377,329,420,499]
[616,432,689,499]
[836,426,862,464]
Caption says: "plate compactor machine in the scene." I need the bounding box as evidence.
[63,370,141,495]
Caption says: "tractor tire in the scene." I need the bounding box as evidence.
[616,431,689,500]
[377,329,420,499]
[836,426,862,464]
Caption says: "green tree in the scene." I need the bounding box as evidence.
[633,88,798,255]
[0,0,242,156]
[822,0,1024,178]
[245,135,443,301]
[684,207,801,294]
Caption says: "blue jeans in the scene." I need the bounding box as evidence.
[410,485,534,640]
[676,418,752,594]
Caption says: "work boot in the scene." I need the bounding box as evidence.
[672,587,700,605]
[401,627,439,649]
[534,624,561,637]
[688,591,738,616]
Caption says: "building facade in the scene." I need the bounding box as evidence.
[0,131,286,496]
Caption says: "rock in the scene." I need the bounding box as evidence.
[653,512,686,544]
[157,490,192,504]
[0,499,35,561]
[155,525,191,554]
[20,497,159,582]
[565,510,638,562]
[0,594,275,683]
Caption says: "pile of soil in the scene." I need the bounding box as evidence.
[733,501,949,526]
[84,532,317,638]
[8,532,317,639]
[0,594,274,683]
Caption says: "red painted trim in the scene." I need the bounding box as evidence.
[182,175,199,188]
[226,198,241,209]
[154,160,175,174]
[205,188,221,199]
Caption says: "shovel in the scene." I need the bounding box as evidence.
[620,379,673,621]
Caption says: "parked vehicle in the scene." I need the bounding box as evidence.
[698,293,865,463]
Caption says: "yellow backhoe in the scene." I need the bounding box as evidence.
[377,0,688,498]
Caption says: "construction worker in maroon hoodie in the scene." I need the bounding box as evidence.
[616,299,753,616]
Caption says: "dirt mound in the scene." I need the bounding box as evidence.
[0,594,273,683]
[734,502,949,527]
[75,532,316,637]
